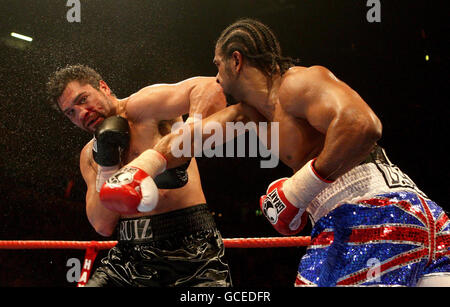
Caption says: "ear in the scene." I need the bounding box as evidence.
[231,51,243,73]
[98,80,111,95]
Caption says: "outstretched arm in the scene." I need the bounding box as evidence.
[126,77,227,123]
[152,102,266,169]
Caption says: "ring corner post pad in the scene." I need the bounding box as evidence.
[76,241,100,287]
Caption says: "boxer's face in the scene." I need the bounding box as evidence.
[58,80,113,133]
[213,48,240,104]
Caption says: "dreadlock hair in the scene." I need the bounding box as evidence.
[216,18,299,76]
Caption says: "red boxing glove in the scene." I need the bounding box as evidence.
[260,178,308,236]
[99,166,159,214]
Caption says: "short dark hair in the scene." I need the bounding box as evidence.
[216,18,298,76]
[46,64,107,110]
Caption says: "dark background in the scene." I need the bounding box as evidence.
[0,0,448,287]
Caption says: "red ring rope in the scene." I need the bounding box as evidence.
[0,237,311,250]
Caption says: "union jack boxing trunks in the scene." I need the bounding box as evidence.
[296,147,450,286]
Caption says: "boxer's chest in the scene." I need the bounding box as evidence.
[272,106,324,172]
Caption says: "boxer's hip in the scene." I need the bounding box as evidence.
[306,145,428,223]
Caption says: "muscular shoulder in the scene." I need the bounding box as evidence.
[279,66,336,98]
[279,65,339,113]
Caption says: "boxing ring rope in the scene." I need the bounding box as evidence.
[0,237,311,249]
[0,237,311,286]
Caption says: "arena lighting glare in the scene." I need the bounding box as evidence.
[10,32,33,42]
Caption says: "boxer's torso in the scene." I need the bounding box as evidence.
[263,67,326,172]
[272,104,324,172]
[80,86,208,219]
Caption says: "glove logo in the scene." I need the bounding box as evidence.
[262,189,286,224]
[106,167,138,186]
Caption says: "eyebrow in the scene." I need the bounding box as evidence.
[62,92,85,115]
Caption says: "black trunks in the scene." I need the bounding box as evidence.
[86,204,232,287]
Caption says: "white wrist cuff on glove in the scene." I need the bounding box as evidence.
[129,149,167,178]
[282,159,333,210]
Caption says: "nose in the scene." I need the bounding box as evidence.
[77,106,91,127]
[215,74,221,85]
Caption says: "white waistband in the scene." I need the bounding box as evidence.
[306,163,391,223]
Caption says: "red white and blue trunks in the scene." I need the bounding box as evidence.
[296,148,450,286]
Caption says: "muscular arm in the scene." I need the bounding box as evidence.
[280,66,382,180]
[126,77,227,123]
[122,76,233,170]
[80,141,120,236]
[154,102,266,169]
